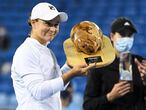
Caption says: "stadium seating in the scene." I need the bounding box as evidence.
[0,0,146,109]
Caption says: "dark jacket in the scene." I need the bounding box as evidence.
[83,54,146,110]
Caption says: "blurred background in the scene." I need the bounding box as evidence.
[0,0,146,110]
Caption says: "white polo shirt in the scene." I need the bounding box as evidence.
[11,38,65,110]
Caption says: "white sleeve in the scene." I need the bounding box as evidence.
[61,63,72,90]
[61,63,72,74]
[22,74,64,100]
[15,49,64,100]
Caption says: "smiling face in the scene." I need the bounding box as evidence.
[30,15,60,45]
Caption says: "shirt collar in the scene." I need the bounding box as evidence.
[26,37,48,48]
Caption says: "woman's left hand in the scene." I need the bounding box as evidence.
[135,58,146,81]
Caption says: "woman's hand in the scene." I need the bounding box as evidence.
[107,81,132,102]
[71,63,96,76]
[135,58,146,81]
[62,63,96,85]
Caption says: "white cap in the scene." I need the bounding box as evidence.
[30,2,68,22]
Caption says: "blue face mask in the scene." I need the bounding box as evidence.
[114,37,134,53]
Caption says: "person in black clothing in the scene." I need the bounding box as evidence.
[83,17,146,110]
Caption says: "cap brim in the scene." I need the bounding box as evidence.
[58,12,68,22]
[127,26,137,33]
[32,12,68,22]
[63,35,115,68]
[118,26,137,33]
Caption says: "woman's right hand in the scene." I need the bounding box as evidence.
[107,81,132,102]
[71,63,96,76]
[62,63,96,85]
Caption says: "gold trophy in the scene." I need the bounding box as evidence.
[63,21,115,68]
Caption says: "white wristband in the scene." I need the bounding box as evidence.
[61,63,72,73]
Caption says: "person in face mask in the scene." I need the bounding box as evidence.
[111,17,136,53]
[83,17,146,110]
